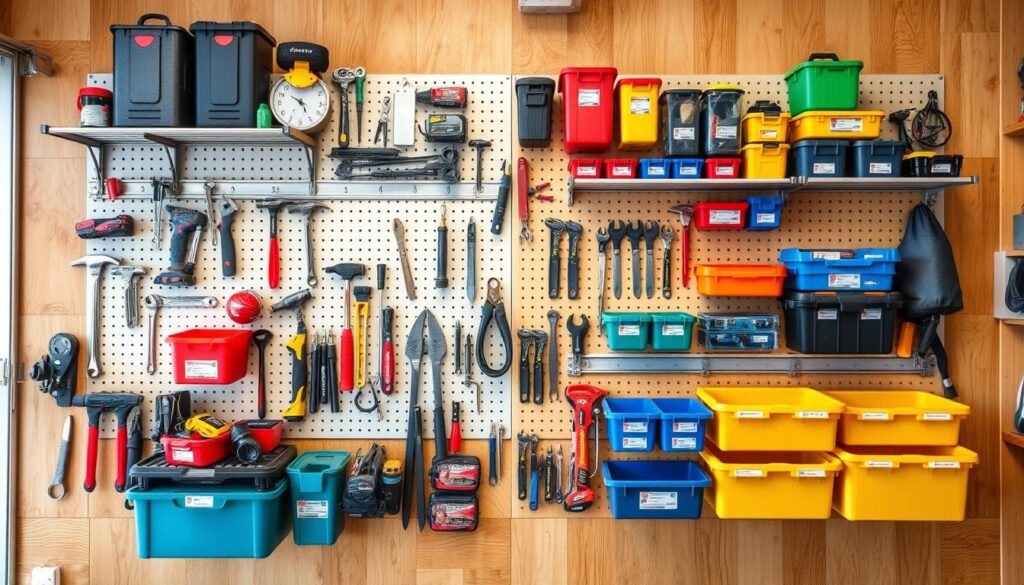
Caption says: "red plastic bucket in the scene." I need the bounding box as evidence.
[167,329,252,384]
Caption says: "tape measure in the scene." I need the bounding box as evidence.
[184,413,230,438]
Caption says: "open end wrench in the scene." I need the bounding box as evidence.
[72,255,118,378]
[643,220,659,299]
[546,310,560,402]
[565,221,583,300]
[544,219,566,299]
[47,415,72,500]
[626,221,644,299]
[595,229,609,335]
[659,224,675,299]
[607,221,626,300]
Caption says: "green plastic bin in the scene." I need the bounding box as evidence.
[784,53,863,115]
[602,312,651,351]
[286,451,350,546]
[650,312,696,351]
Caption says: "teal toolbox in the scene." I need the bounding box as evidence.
[649,312,696,351]
[286,451,350,546]
[602,312,652,351]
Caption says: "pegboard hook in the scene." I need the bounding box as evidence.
[923,189,939,207]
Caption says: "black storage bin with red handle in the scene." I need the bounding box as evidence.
[111,14,194,127]
[190,21,276,127]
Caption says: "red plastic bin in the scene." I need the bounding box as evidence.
[693,202,749,230]
[568,158,603,179]
[558,67,618,153]
[239,419,284,453]
[706,157,742,179]
[604,158,638,179]
[161,432,232,467]
[167,329,253,385]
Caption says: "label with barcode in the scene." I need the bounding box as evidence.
[673,421,698,433]
[756,212,777,224]
[630,96,651,115]
[817,309,838,320]
[185,360,219,379]
[639,491,678,510]
[623,421,648,433]
[796,411,829,419]
[673,127,696,140]
[927,461,961,469]
[709,210,741,225]
[662,324,688,336]
[618,324,641,336]
[813,162,837,175]
[923,413,953,421]
[868,162,892,174]
[622,437,648,449]
[297,500,329,518]
[185,495,213,508]
[578,89,600,107]
[734,469,764,478]
[797,469,827,478]
[759,129,778,139]
[931,163,952,174]
[830,117,864,132]
[828,273,861,289]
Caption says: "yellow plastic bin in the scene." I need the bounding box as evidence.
[741,143,790,179]
[832,445,978,521]
[696,387,845,451]
[615,77,662,150]
[741,111,791,144]
[789,110,885,142]
[700,446,841,519]
[824,391,969,446]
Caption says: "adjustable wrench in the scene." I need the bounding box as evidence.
[643,220,659,299]
[565,221,583,300]
[144,294,218,374]
[626,221,644,299]
[595,229,609,336]
[659,224,675,299]
[608,221,626,300]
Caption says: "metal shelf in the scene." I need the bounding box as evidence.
[797,176,977,193]
[567,353,936,377]
[101,179,498,200]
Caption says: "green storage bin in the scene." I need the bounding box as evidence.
[286,451,350,546]
[784,53,863,116]
[602,312,651,351]
[650,312,696,352]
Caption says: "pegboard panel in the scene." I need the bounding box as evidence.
[511,74,946,452]
[84,197,512,440]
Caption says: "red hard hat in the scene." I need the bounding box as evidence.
[226,290,263,324]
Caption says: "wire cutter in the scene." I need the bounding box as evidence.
[374,96,391,147]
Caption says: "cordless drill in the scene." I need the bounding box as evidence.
[155,205,207,286]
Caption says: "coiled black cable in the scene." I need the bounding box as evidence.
[1006,257,1024,313]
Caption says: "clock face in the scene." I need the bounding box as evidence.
[270,77,331,132]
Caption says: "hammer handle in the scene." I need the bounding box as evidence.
[220,213,236,277]
[268,237,280,289]
[340,327,354,391]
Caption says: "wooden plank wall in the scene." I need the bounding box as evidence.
[1,1,1002,584]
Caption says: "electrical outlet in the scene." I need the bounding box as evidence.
[31,565,60,585]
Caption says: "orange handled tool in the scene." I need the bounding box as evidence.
[325,263,365,392]
[517,157,532,242]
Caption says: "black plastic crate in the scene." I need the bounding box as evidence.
[783,291,902,354]
[791,139,848,177]
[515,77,555,148]
[111,14,194,127]
[130,444,297,491]
[849,140,906,178]
[190,21,276,127]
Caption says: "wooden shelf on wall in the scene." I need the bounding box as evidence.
[1004,121,1024,137]
[1004,431,1024,449]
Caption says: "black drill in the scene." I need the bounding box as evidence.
[155,205,207,286]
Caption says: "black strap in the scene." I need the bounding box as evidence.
[477,302,513,377]
[929,334,957,399]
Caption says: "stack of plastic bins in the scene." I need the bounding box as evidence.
[696,387,845,519]
[824,391,977,521]
[740,100,790,179]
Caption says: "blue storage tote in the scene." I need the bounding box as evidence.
[603,398,659,452]
[653,398,713,452]
[779,248,900,291]
[126,478,291,559]
[287,451,350,546]
[849,140,906,177]
[670,158,704,178]
[601,460,710,519]
[791,140,847,177]
[639,158,671,179]
[746,195,783,230]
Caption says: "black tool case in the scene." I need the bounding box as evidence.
[515,77,556,147]
[190,21,276,127]
[130,445,296,491]
[111,14,194,127]
[782,291,903,354]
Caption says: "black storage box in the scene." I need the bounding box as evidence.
[515,77,556,147]
[782,291,903,354]
[791,139,848,177]
[111,14,194,127]
[928,154,963,177]
[660,89,701,157]
[849,140,906,178]
[699,87,743,156]
[190,21,276,127]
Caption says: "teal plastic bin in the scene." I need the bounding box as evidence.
[286,451,350,546]
[602,312,652,351]
[126,478,291,558]
[649,312,696,351]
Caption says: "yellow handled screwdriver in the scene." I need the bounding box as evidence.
[353,286,372,389]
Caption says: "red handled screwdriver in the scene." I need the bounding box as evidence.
[449,401,462,453]
[377,264,395,394]
[325,263,365,391]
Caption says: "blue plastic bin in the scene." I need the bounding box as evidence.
[603,398,659,452]
[601,460,710,519]
[746,195,784,230]
[126,478,291,558]
[670,158,704,178]
[791,140,847,177]
[652,398,713,452]
[779,248,900,291]
[287,451,350,546]
[849,140,906,177]
[639,158,671,179]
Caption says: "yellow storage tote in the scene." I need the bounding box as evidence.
[789,110,885,141]
[832,446,978,521]
[825,391,969,446]
[696,387,844,451]
[700,447,841,519]
[615,77,662,150]
[741,143,790,179]
[741,111,791,144]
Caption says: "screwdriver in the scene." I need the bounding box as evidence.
[377,263,394,395]
[416,86,467,108]
[490,160,511,235]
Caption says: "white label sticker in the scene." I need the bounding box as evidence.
[811,250,843,260]
[812,162,837,175]
[861,308,882,320]
[817,309,839,320]
[715,125,738,139]
[931,163,952,174]
[756,212,777,224]
[622,421,648,433]
[713,164,736,177]
[736,410,766,419]
[646,166,666,176]
[830,117,864,132]
[928,461,961,469]
[80,105,109,127]
[639,491,678,510]
[617,324,641,336]
[611,165,633,177]
[759,129,779,139]
[297,500,329,518]
[866,460,895,468]
[861,412,890,421]
[661,324,688,336]
[708,210,741,225]
[868,162,893,174]
[750,334,770,344]
[185,495,213,508]
[828,273,861,289]
[630,96,651,115]
[575,165,597,177]
[172,448,195,463]
[673,421,699,433]
[677,165,700,177]
[673,127,696,140]
[671,437,697,450]
[734,469,764,478]
[797,469,827,478]
[578,88,600,107]
[923,413,953,421]
[622,437,648,449]
[796,411,829,419]
[184,360,219,379]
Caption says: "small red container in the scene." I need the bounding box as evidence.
[693,202,749,230]
[558,67,619,153]
[603,158,638,179]
[161,432,232,467]
[167,329,253,385]
[240,419,283,453]
[568,158,603,179]
[706,157,742,179]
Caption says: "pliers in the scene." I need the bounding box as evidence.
[374,96,391,147]
[476,278,513,378]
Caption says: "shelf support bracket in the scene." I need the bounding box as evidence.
[143,133,181,193]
